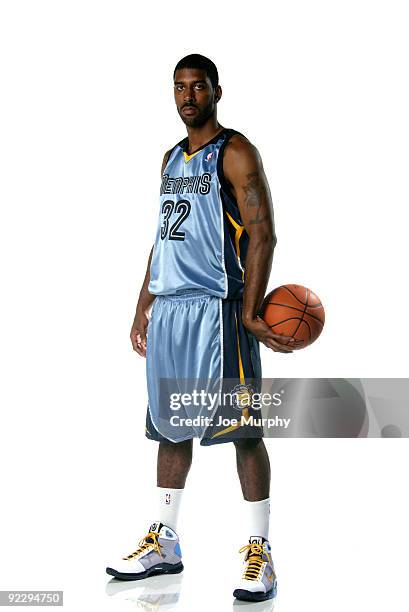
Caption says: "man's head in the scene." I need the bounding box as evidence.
[173,54,222,127]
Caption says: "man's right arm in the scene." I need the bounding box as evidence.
[130,149,172,357]
[130,245,155,356]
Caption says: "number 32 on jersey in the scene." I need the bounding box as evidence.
[160,199,191,241]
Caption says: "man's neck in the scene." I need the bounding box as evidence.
[186,118,224,154]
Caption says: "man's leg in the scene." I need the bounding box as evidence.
[156,439,193,531]
[234,438,270,501]
[233,438,276,601]
[234,438,270,540]
[158,439,193,488]
[105,439,192,580]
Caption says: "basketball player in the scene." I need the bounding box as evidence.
[106,54,296,602]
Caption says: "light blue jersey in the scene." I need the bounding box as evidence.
[149,128,248,300]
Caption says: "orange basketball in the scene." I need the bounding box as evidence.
[260,284,325,350]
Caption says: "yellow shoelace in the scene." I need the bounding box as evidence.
[239,543,267,581]
[123,530,163,561]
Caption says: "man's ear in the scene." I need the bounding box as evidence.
[215,85,222,103]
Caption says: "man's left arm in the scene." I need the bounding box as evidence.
[223,135,295,353]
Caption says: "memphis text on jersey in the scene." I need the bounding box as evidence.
[160,172,212,196]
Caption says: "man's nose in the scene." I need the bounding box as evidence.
[183,87,195,103]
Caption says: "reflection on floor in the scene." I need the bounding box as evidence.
[106,574,183,611]
[106,573,276,611]
[232,598,275,612]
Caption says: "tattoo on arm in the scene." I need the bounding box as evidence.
[243,172,269,225]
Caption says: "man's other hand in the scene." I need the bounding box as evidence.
[243,315,302,353]
[130,309,149,357]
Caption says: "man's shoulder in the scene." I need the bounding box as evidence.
[161,144,181,174]
[223,131,260,166]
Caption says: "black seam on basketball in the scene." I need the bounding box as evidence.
[304,313,324,327]
[269,316,301,328]
[281,285,309,306]
[268,302,304,314]
[268,302,324,324]
[286,287,309,344]
[302,317,312,342]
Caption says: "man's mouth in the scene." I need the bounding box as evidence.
[182,106,198,115]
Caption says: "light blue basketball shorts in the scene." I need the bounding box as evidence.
[145,289,263,445]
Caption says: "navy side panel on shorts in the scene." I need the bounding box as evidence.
[200,298,264,445]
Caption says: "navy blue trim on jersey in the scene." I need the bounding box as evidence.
[177,127,228,155]
[216,128,247,200]
[217,129,251,299]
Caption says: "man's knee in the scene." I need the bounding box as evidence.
[234,437,263,451]
[159,438,193,455]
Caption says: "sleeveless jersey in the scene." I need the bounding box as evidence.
[148,128,249,299]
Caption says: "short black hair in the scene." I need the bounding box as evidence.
[173,54,219,89]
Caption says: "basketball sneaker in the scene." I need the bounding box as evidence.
[106,522,183,580]
[233,536,277,602]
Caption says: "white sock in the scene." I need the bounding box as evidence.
[245,497,270,541]
[156,487,184,533]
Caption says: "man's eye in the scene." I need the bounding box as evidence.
[195,84,204,90]
[175,85,184,91]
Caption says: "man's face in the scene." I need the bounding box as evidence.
[174,68,219,127]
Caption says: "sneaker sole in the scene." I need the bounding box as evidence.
[106,561,184,581]
[233,582,277,602]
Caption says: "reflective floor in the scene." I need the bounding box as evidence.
[105,573,276,612]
